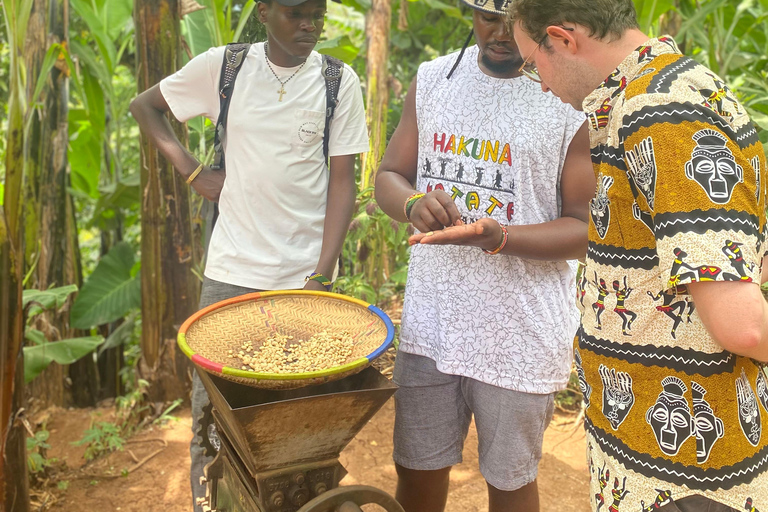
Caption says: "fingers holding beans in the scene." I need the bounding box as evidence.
[409,190,462,233]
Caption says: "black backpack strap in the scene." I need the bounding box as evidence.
[321,55,344,165]
[211,43,251,171]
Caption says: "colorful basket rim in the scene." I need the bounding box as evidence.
[177,290,395,381]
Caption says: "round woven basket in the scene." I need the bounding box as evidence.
[177,291,395,389]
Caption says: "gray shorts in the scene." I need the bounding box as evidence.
[392,351,555,492]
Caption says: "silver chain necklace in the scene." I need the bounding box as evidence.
[264,42,306,102]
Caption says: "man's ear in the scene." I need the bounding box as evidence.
[257,1,269,23]
[546,25,578,55]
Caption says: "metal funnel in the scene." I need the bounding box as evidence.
[198,367,396,478]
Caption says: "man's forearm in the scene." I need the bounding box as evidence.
[762,254,768,284]
[131,102,199,177]
[759,298,768,362]
[315,172,356,278]
[374,170,417,223]
[689,281,768,363]
[130,93,224,202]
[730,296,768,362]
[502,217,588,261]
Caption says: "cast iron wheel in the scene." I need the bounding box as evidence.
[196,401,221,458]
[297,485,404,512]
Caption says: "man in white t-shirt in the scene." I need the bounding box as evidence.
[130,0,368,508]
[374,0,593,510]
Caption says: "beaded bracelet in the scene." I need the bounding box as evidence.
[305,272,333,291]
[483,225,508,255]
[404,192,426,221]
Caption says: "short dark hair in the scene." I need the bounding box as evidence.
[508,0,639,45]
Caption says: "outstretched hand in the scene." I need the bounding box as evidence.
[409,218,504,252]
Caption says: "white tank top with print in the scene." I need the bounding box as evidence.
[399,45,585,393]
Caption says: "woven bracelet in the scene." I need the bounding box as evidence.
[483,225,508,255]
[306,272,333,291]
[404,192,426,221]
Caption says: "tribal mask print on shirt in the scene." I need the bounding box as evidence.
[646,377,694,457]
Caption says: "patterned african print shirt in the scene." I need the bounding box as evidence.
[576,37,768,511]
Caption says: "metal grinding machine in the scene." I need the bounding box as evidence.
[178,291,405,512]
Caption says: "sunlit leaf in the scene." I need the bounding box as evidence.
[69,111,103,199]
[98,0,134,40]
[634,0,675,33]
[344,0,371,13]
[316,35,361,62]
[183,7,217,57]
[23,285,79,318]
[89,173,141,227]
[29,44,61,110]
[70,40,113,99]
[71,0,118,73]
[24,336,104,383]
[233,0,256,42]
[24,329,48,346]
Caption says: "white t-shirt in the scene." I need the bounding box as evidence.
[160,43,369,290]
[400,45,585,394]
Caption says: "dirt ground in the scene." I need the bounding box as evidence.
[35,399,590,512]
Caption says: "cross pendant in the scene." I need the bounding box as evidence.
[277,85,286,102]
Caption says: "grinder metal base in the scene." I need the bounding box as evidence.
[196,367,403,512]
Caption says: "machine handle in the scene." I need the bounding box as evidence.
[296,485,404,512]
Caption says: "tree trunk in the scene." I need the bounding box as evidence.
[361,0,392,292]
[4,354,29,512]
[23,0,77,409]
[66,188,96,407]
[97,321,125,400]
[90,124,124,403]
[361,0,392,190]
[1,4,30,507]
[134,0,199,403]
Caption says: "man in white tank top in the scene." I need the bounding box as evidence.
[375,0,593,510]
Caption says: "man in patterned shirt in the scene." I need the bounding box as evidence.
[509,0,768,511]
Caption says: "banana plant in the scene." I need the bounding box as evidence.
[1,0,35,505]
[23,285,105,383]
[69,0,139,225]
[633,0,676,34]
[675,0,768,153]
[70,241,141,330]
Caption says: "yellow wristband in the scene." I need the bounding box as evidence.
[186,163,205,185]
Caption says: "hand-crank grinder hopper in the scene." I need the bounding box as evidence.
[178,291,405,512]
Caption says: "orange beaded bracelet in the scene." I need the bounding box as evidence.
[483,225,508,255]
